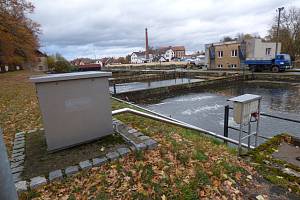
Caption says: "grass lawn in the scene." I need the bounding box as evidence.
[0,70,43,153]
[1,70,298,199]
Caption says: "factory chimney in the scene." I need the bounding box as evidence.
[145,28,149,59]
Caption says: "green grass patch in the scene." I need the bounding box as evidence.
[221,161,246,175]
[193,149,208,161]
[195,167,211,186]
[176,152,190,165]
[177,167,210,199]
[134,150,144,161]
[141,164,154,184]
[95,191,110,200]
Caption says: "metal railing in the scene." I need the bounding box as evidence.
[224,105,300,142]
[112,98,255,149]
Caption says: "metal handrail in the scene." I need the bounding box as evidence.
[228,126,271,140]
[112,107,254,149]
[228,106,300,124]
[112,97,193,126]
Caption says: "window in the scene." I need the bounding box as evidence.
[230,64,237,68]
[276,55,284,60]
[218,51,223,58]
[265,48,271,55]
[231,49,238,57]
[217,64,223,68]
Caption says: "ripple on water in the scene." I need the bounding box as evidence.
[182,104,223,115]
[174,95,215,102]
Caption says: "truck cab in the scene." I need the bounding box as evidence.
[274,54,292,71]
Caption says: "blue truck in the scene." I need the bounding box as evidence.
[245,54,292,72]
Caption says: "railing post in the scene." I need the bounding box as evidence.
[247,122,251,150]
[0,128,19,200]
[224,105,229,144]
[113,84,116,95]
[255,100,261,147]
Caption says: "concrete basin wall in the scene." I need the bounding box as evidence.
[114,75,244,103]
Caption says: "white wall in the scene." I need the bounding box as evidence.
[246,38,281,60]
[164,49,174,61]
[131,53,144,64]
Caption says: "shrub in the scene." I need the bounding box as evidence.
[53,60,74,73]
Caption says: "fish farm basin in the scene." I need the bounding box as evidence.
[113,78,300,146]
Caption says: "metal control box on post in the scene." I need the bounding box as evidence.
[30,71,113,151]
[228,94,262,155]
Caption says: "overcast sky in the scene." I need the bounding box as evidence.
[30,0,299,60]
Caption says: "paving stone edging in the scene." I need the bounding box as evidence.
[12,119,158,193]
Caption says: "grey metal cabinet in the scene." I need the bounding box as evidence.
[30,71,113,151]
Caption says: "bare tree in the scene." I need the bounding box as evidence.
[236,33,258,41]
[266,7,300,60]
[221,36,234,42]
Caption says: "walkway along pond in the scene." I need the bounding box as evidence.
[112,75,300,146]
[109,78,204,94]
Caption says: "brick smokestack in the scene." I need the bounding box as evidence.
[145,28,149,59]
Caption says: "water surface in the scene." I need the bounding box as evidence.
[141,82,300,145]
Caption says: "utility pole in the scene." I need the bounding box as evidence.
[275,7,284,55]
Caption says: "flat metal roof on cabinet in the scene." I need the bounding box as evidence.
[30,71,111,83]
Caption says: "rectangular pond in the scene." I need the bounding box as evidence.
[139,81,300,145]
[109,78,204,93]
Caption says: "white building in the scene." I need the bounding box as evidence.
[94,59,103,67]
[131,52,146,64]
[164,49,175,61]
[205,38,281,69]
[245,38,281,60]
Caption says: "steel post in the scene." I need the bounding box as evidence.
[255,100,261,147]
[113,84,116,95]
[247,122,251,150]
[224,105,229,144]
[238,104,244,156]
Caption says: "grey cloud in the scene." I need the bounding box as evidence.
[31,0,299,59]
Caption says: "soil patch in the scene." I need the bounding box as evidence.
[23,130,127,179]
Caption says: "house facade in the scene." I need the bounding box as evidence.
[32,50,48,72]
[94,59,103,66]
[153,47,174,62]
[245,38,280,60]
[130,51,153,64]
[205,38,280,69]
[130,45,185,63]
[164,49,175,61]
[171,46,185,58]
[131,52,146,64]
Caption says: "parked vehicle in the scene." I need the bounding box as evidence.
[188,56,205,68]
[245,54,292,72]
